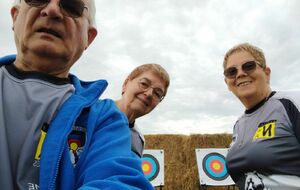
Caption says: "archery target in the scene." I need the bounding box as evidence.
[196,148,234,186]
[202,153,228,180]
[142,154,159,181]
[142,149,164,186]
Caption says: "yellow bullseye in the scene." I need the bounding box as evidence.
[212,162,221,170]
[142,164,150,172]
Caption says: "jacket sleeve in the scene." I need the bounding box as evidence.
[75,99,154,190]
[279,98,300,144]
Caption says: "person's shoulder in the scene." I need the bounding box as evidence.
[93,98,128,121]
[273,90,300,108]
[97,98,119,110]
[130,123,145,141]
[0,54,16,66]
[69,74,108,91]
[92,98,114,111]
[273,90,300,100]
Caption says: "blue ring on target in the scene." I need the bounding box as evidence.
[142,154,160,181]
[202,152,229,181]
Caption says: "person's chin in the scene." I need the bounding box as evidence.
[237,89,256,99]
[30,43,66,58]
[132,102,147,115]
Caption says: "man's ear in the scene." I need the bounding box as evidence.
[11,6,19,28]
[86,27,97,49]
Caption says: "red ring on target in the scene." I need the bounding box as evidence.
[142,154,160,181]
[202,152,229,181]
[209,159,224,173]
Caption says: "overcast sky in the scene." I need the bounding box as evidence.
[1,0,300,134]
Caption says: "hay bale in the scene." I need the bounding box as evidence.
[145,134,236,190]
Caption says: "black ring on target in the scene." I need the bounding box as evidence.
[142,154,160,181]
[202,152,229,181]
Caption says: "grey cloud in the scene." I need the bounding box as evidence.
[1,0,299,134]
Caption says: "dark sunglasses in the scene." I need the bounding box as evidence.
[24,0,88,18]
[224,61,264,79]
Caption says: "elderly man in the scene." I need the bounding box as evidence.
[0,0,153,189]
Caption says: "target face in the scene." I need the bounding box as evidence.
[202,152,229,181]
[142,154,160,181]
[196,148,234,185]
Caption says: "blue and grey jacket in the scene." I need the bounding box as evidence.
[0,55,153,190]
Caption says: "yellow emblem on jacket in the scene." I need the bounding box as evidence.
[253,120,276,140]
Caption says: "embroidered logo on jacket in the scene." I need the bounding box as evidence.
[68,126,86,166]
[253,120,276,140]
[33,124,86,167]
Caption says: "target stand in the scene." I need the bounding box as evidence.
[195,148,236,190]
[142,149,164,189]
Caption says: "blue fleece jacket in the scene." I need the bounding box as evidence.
[0,55,153,190]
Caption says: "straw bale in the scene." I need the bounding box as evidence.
[145,134,237,190]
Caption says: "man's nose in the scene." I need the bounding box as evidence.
[40,0,64,20]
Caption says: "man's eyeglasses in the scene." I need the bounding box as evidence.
[138,78,165,102]
[24,0,88,18]
[223,61,264,79]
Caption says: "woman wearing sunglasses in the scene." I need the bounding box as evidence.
[223,43,300,190]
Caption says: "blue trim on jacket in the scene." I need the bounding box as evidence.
[0,55,154,190]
